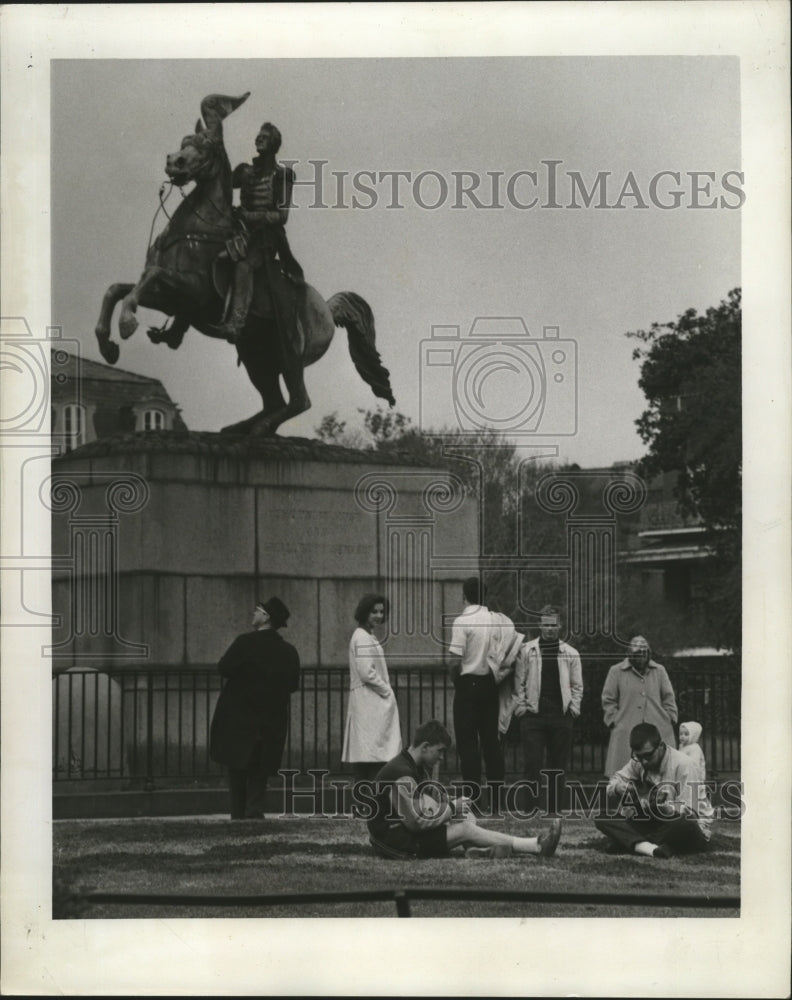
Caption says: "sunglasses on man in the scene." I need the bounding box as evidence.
[632,742,664,763]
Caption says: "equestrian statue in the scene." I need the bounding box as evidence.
[94,92,395,435]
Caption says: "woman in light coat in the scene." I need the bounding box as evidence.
[601,635,678,776]
[342,593,402,781]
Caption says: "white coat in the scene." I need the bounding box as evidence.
[342,627,402,763]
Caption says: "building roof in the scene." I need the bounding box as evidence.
[51,349,169,386]
[55,430,448,467]
[51,349,185,427]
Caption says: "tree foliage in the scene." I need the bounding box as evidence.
[628,287,741,533]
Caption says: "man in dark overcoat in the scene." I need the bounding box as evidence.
[210,596,300,819]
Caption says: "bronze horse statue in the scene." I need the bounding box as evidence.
[94,92,395,435]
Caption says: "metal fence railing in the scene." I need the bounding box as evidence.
[69,887,740,917]
[53,661,740,788]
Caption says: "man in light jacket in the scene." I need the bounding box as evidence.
[513,605,583,815]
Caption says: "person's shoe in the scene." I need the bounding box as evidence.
[465,843,513,859]
[538,818,562,857]
[653,844,673,859]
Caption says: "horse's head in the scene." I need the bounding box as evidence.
[165,126,221,187]
[165,92,250,189]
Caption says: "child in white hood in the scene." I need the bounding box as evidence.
[678,721,706,782]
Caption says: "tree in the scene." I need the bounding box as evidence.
[314,412,368,450]
[627,288,741,650]
[629,287,741,531]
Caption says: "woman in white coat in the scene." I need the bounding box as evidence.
[342,593,402,782]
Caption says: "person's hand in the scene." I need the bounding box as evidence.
[452,796,472,819]
[513,703,527,718]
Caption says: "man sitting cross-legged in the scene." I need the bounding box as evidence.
[366,719,561,860]
[594,721,713,859]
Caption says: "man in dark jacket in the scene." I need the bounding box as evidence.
[210,596,300,819]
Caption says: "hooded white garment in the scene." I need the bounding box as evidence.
[679,720,706,782]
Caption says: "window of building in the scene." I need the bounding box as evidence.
[143,409,165,430]
[63,404,84,452]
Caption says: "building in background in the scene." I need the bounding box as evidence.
[620,468,712,615]
[50,348,187,452]
[618,467,735,657]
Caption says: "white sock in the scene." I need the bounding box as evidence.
[511,836,540,855]
[633,840,659,857]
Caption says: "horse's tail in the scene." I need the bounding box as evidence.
[327,291,396,406]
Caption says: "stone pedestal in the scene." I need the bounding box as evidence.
[50,431,480,668]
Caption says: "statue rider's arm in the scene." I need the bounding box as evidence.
[232,163,253,190]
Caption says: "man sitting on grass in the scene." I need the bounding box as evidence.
[366,718,561,860]
[594,721,713,859]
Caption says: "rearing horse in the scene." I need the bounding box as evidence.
[94,92,395,435]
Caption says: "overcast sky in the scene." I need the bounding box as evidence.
[51,56,740,466]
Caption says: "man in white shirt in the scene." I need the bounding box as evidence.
[448,577,504,801]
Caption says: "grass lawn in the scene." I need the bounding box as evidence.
[53,813,740,919]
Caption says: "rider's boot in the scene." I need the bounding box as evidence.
[216,262,253,343]
[283,260,305,287]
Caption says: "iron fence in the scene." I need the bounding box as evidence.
[52,660,740,788]
[70,887,740,917]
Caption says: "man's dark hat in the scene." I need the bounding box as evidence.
[257,596,290,628]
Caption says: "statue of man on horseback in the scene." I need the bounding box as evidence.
[217,120,304,345]
[95,92,394,437]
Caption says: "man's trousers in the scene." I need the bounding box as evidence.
[453,673,505,789]
[228,740,270,819]
[594,813,709,855]
[521,701,574,815]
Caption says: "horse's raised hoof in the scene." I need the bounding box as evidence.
[98,339,120,365]
[119,315,138,341]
